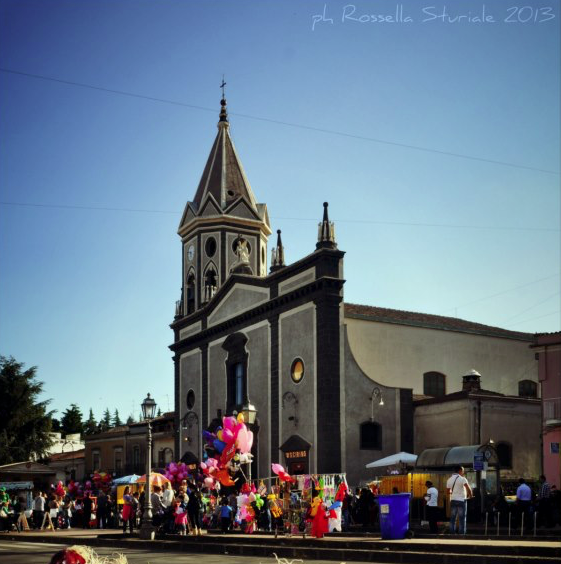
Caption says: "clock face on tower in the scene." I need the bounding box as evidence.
[187,245,195,262]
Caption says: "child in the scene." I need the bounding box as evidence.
[220,498,232,533]
[174,501,188,535]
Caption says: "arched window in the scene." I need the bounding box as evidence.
[496,442,512,468]
[518,380,537,398]
[222,333,249,413]
[423,372,446,397]
[360,421,382,450]
[186,272,195,314]
[203,264,218,302]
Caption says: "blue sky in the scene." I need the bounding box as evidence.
[0,0,559,424]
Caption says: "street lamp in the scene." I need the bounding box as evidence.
[139,393,157,540]
[370,387,384,421]
[241,401,257,482]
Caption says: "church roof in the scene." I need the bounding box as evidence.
[191,98,258,213]
[344,303,534,341]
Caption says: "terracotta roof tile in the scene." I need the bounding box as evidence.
[344,303,534,341]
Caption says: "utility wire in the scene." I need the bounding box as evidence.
[501,291,561,324]
[438,272,561,314]
[1,67,559,176]
[1,201,559,232]
[506,310,560,328]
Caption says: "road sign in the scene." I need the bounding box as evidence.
[473,451,485,471]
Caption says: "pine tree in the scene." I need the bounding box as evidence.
[126,414,135,425]
[84,409,97,435]
[0,356,54,464]
[98,408,112,432]
[61,404,84,436]
[112,409,122,427]
[157,407,162,417]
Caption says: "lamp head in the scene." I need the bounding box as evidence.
[141,393,157,420]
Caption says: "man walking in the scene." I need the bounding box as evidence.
[424,480,439,534]
[537,475,552,527]
[516,478,532,531]
[32,491,45,530]
[446,466,472,534]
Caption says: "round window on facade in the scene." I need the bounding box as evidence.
[186,389,195,410]
[291,358,305,384]
[205,237,217,258]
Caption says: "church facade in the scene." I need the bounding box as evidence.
[171,98,538,486]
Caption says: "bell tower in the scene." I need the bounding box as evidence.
[175,93,271,318]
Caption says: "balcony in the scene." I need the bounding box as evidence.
[543,397,561,427]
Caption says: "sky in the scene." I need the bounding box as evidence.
[0,0,559,425]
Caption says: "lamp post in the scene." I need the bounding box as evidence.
[139,393,157,540]
[370,387,384,422]
[241,401,257,482]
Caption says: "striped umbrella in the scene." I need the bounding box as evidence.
[136,472,171,487]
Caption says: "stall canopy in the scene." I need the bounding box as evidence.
[366,452,418,469]
[113,474,139,485]
[415,444,499,470]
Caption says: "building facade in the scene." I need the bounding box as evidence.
[172,98,541,487]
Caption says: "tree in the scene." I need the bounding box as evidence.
[112,409,122,427]
[157,407,162,417]
[0,356,54,464]
[84,409,97,435]
[50,418,61,432]
[61,404,84,437]
[126,414,135,425]
[98,408,112,432]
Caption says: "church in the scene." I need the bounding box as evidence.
[171,97,539,486]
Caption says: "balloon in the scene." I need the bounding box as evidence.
[236,426,249,453]
[327,501,342,510]
[217,430,224,441]
[223,416,236,431]
[213,439,226,453]
[271,463,285,476]
[204,477,214,488]
[222,428,234,444]
[237,412,245,423]
[246,430,253,452]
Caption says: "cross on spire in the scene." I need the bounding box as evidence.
[220,76,227,99]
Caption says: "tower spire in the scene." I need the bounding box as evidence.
[316,202,337,249]
[219,76,228,123]
[270,229,286,272]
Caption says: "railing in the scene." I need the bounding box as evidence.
[543,397,561,424]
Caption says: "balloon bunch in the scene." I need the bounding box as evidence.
[54,481,65,498]
[164,462,192,485]
[92,472,112,491]
[67,480,84,498]
[271,463,296,484]
[200,414,254,488]
[235,489,265,533]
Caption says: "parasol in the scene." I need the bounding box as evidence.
[113,474,140,485]
[136,472,171,486]
[365,452,417,468]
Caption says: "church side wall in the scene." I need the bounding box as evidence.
[346,317,537,396]
[343,329,404,487]
[279,304,317,473]
[179,349,203,461]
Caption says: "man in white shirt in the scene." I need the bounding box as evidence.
[32,492,45,530]
[515,478,532,530]
[424,480,439,534]
[446,466,472,534]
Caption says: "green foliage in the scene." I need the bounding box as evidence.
[50,418,61,432]
[61,404,84,436]
[97,408,112,432]
[126,414,135,425]
[0,356,54,464]
[112,409,122,427]
[84,408,97,435]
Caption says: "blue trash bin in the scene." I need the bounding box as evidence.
[378,493,411,540]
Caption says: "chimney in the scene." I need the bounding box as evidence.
[462,369,481,392]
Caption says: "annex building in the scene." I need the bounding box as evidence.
[171,98,539,486]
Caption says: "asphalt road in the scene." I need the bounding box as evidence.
[0,541,354,564]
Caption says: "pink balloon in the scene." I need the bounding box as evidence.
[223,416,236,431]
[271,463,285,475]
[204,477,214,488]
[246,430,253,452]
[222,428,234,444]
[236,426,249,453]
[200,462,207,471]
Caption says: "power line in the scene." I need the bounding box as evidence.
[501,291,561,324]
[438,272,561,314]
[506,310,560,328]
[1,201,559,232]
[1,67,559,176]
